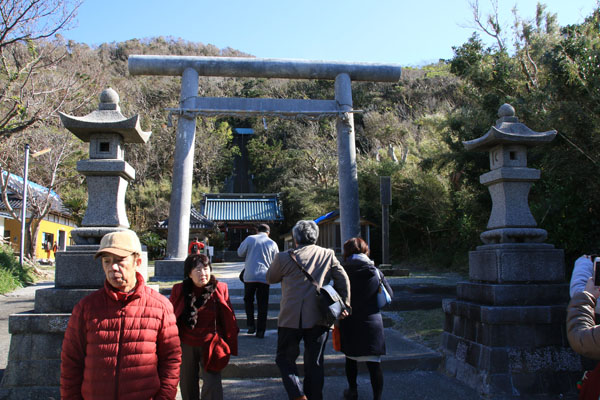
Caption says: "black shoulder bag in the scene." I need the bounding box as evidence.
[288,250,346,326]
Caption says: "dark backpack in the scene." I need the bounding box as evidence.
[191,244,199,253]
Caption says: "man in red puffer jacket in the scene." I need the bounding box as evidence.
[60,230,181,399]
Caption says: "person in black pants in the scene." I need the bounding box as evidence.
[339,237,393,400]
[266,220,351,400]
[237,224,279,338]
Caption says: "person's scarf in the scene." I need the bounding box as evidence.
[180,275,217,329]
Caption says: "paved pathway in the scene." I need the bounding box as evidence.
[0,281,53,378]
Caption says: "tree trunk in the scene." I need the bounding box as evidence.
[28,218,41,260]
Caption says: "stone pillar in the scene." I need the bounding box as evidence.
[440,104,580,397]
[155,68,199,278]
[335,73,361,245]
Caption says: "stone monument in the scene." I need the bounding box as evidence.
[0,88,151,399]
[440,104,580,397]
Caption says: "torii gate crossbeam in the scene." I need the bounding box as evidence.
[128,55,401,271]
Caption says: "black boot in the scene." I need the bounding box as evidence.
[343,388,358,400]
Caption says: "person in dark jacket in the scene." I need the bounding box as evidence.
[169,254,239,400]
[60,230,181,400]
[338,237,393,400]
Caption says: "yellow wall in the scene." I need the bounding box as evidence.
[4,218,21,252]
[3,216,75,260]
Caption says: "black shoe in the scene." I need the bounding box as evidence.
[343,388,358,400]
[247,326,256,334]
[256,330,265,338]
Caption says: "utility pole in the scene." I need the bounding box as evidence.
[19,145,51,266]
[19,144,30,267]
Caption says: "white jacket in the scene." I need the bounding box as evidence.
[237,232,279,284]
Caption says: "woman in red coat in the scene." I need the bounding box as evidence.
[170,254,239,400]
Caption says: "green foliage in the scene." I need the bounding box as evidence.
[126,178,173,232]
[392,308,445,350]
[0,243,34,294]
[441,4,600,270]
[207,230,227,251]
[139,232,166,260]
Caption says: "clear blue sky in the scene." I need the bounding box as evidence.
[63,0,598,66]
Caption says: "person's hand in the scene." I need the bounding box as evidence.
[338,309,350,319]
[584,277,600,299]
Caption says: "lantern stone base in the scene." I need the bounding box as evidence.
[54,245,148,288]
[0,314,68,400]
[440,244,581,397]
[469,243,564,283]
[440,299,581,396]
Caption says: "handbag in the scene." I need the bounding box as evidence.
[331,324,341,352]
[376,268,392,309]
[204,299,231,372]
[578,362,600,400]
[239,268,245,283]
[288,250,346,326]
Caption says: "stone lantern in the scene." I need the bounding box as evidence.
[60,87,150,241]
[440,104,580,397]
[44,88,152,288]
[464,103,554,247]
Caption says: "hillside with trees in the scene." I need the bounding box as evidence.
[1,0,599,277]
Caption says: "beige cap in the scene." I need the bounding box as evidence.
[94,230,142,259]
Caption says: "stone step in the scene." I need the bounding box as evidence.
[392,284,456,295]
[233,313,395,330]
[221,328,441,379]
[159,287,451,313]
[227,293,451,313]
[216,283,456,297]
[386,293,455,311]
[223,286,448,296]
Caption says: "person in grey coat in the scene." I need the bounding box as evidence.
[266,220,351,400]
[339,237,392,400]
[237,223,279,338]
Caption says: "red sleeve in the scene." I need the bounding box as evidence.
[60,302,86,400]
[188,243,193,254]
[169,283,184,318]
[154,299,181,400]
[216,282,239,356]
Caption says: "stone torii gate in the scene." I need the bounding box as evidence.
[128,56,401,274]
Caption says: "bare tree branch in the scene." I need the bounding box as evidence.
[468,0,506,51]
[0,0,83,141]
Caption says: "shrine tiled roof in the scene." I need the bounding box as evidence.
[202,193,283,222]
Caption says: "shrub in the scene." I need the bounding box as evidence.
[0,243,35,294]
[139,232,167,260]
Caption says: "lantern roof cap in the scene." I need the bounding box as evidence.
[463,104,556,151]
[59,88,151,143]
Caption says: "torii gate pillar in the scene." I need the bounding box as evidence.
[166,68,199,260]
[335,73,361,241]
